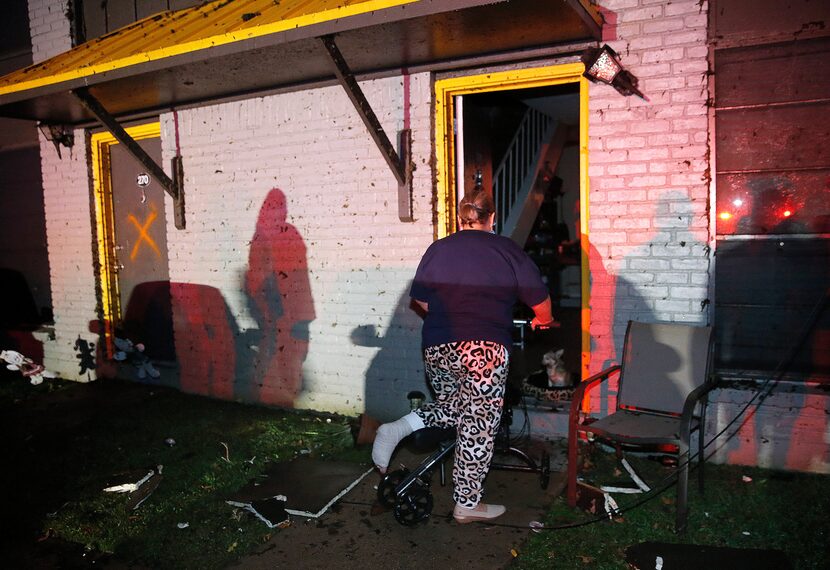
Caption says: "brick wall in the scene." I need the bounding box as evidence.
[27,1,97,380]
[583,1,828,474]
[28,0,71,64]
[158,74,434,420]
[587,0,712,404]
[38,130,99,381]
[707,381,830,474]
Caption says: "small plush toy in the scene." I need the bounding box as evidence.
[0,349,56,385]
[113,337,160,380]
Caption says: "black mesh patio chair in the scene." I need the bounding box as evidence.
[566,321,715,533]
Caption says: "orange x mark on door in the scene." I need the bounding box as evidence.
[127,209,161,260]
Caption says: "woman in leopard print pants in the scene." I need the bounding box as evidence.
[372,189,554,524]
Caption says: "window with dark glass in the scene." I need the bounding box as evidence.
[713,33,830,378]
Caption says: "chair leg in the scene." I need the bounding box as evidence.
[676,442,689,534]
[567,418,579,507]
[698,409,708,495]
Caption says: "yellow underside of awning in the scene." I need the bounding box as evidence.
[0,0,419,97]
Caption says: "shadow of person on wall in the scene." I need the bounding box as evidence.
[245,188,316,408]
[596,194,706,415]
[88,282,240,399]
[352,287,426,422]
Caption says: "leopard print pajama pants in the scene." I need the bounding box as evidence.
[414,340,509,508]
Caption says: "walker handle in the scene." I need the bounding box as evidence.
[512,318,561,330]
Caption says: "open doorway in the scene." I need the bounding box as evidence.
[434,64,589,380]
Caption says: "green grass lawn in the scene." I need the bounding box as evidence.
[1,376,368,569]
[3,376,828,569]
[513,448,830,569]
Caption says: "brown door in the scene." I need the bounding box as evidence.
[109,137,175,360]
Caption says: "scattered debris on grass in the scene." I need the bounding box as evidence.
[1,349,56,385]
[226,496,290,529]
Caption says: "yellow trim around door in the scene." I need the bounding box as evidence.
[433,63,593,376]
[90,122,161,353]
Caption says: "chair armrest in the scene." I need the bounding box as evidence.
[680,379,717,434]
[569,364,622,419]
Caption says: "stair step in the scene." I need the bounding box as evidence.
[514,397,572,441]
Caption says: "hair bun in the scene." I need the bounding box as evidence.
[458,189,495,226]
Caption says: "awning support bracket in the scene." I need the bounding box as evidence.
[72,87,186,230]
[320,35,414,222]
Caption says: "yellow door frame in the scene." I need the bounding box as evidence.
[433,63,592,378]
[90,121,162,353]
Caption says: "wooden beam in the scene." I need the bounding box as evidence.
[320,35,413,220]
[72,87,186,229]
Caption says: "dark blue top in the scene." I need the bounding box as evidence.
[410,230,548,349]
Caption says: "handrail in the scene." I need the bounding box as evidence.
[492,107,554,234]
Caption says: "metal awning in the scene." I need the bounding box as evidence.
[0,0,601,124]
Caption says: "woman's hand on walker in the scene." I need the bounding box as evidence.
[530,316,556,330]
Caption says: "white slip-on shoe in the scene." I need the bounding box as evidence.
[453,503,506,524]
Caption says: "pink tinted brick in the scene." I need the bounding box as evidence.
[588,150,629,164]
[645,76,688,91]
[628,175,668,188]
[643,18,686,34]
[633,62,673,77]
[607,163,648,175]
[613,218,651,229]
[621,5,664,22]
[591,218,612,230]
[628,36,664,50]
[684,14,707,28]
[641,47,686,64]
[590,232,630,245]
[606,137,646,150]
[607,189,649,201]
[629,120,671,134]
[598,108,642,123]
[590,123,631,137]
[665,1,704,16]
[664,30,707,45]
[671,144,708,159]
[671,172,705,185]
[685,45,709,59]
[615,23,643,40]
[672,116,708,131]
[591,203,630,216]
[628,147,671,161]
[649,133,690,146]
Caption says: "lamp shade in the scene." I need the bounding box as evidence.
[581,44,649,101]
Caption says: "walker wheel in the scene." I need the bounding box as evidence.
[539,451,551,490]
[377,468,409,508]
[393,487,433,526]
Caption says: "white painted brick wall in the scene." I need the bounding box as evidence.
[159,73,434,420]
[28,0,71,63]
[707,383,830,474]
[588,0,712,382]
[38,131,99,381]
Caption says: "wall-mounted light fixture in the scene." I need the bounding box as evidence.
[581,44,649,102]
[37,123,75,158]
